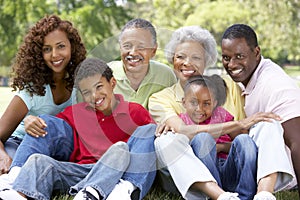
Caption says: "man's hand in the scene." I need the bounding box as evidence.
[230,112,281,139]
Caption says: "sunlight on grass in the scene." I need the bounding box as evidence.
[0,87,15,117]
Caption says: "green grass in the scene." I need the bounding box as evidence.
[0,87,14,116]
[50,185,299,200]
[1,66,300,199]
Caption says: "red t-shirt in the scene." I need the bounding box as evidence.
[56,94,154,164]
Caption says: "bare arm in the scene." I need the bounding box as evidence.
[0,96,28,174]
[159,112,281,140]
[282,117,300,190]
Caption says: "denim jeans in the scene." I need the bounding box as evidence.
[11,114,74,168]
[70,123,157,199]
[12,122,157,200]
[4,136,22,159]
[155,133,215,199]
[191,133,258,200]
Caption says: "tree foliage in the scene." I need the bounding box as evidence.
[0,0,134,67]
[133,0,300,65]
[1,0,299,68]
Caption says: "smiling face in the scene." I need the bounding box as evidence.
[79,74,117,115]
[42,29,72,76]
[119,28,157,74]
[173,41,206,87]
[221,37,260,86]
[183,84,217,124]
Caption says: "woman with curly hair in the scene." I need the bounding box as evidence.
[0,14,86,175]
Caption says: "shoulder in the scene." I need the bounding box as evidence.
[128,102,153,122]
[62,102,86,113]
[211,106,234,122]
[17,84,50,100]
[149,60,175,74]
[128,102,149,113]
[258,59,297,89]
[149,87,173,105]
[150,84,176,98]
[107,60,122,69]
[150,60,170,68]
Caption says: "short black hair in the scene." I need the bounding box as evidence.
[222,24,258,50]
[74,58,113,89]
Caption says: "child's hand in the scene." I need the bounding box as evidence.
[24,115,47,137]
[155,123,175,137]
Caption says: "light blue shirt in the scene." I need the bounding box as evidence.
[12,84,77,139]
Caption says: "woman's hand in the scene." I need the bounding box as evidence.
[24,115,47,137]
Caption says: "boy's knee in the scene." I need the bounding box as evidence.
[133,123,157,138]
[26,153,52,166]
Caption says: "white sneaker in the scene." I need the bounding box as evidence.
[73,186,100,200]
[217,192,240,200]
[106,179,136,200]
[0,166,21,190]
[0,189,26,200]
[253,191,276,200]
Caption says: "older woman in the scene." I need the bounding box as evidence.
[149,26,280,200]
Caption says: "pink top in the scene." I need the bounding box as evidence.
[240,57,300,123]
[179,106,233,159]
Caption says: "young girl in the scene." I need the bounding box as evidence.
[0,14,86,175]
[180,74,235,159]
[155,74,258,200]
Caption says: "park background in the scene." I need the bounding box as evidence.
[0,0,299,199]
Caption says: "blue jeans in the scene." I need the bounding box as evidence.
[191,133,258,200]
[12,119,157,200]
[70,123,157,199]
[4,136,22,159]
[11,114,74,168]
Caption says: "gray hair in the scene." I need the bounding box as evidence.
[165,26,218,68]
[118,18,157,45]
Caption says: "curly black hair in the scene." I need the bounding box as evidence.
[11,14,86,96]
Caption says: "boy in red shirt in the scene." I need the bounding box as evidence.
[0,58,156,200]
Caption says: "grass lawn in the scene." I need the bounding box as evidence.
[0,66,300,199]
[51,184,299,199]
[0,87,14,117]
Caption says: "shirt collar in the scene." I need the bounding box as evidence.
[242,56,264,95]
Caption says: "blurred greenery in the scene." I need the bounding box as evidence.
[0,0,300,73]
[0,1,299,199]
